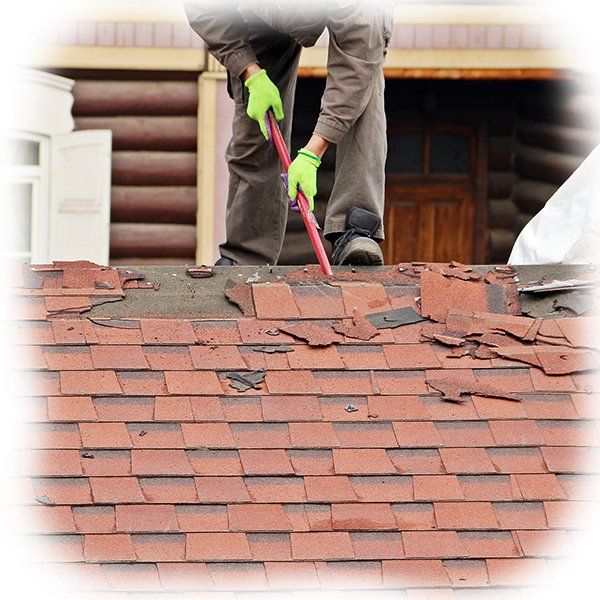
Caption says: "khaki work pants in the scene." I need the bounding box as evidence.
[221,25,387,265]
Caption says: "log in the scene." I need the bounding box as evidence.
[111,186,197,224]
[488,136,514,171]
[72,80,199,116]
[488,171,517,198]
[112,152,196,186]
[516,120,598,157]
[512,180,558,215]
[514,144,582,186]
[488,229,516,263]
[75,116,197,151]
[489,199,518,229]
[110,223,196,259]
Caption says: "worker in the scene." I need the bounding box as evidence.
[184,0,393,266]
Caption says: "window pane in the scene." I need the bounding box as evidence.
[386,131,424,174]
[0,138,40,166]
[1,182,32,255]
[430,131,470,174]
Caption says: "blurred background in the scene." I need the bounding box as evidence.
[2,0,599,267]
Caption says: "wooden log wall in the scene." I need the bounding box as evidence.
[62,70,199,265]
[504,81,599,262]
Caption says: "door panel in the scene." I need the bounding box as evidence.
[383,181,474,263]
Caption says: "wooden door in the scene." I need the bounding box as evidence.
[383,123,484,264]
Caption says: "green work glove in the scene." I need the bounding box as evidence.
[287,149,321,212]
[244,69,284,139]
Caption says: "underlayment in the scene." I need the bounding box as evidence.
[89,264,596,319]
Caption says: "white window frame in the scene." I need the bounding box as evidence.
[1,130,50,263]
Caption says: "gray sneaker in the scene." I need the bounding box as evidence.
[332,207,384,266]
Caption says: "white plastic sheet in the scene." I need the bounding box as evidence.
[509,144,600,265]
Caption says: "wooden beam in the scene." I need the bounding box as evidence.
[300,47,577,73]
[474,120,489,264]
[382,68,572,80]
[299,67,571,80]
[25,46,205,72]
[196,73,220,265]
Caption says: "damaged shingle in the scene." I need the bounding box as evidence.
[278,322,342,347]
[365,306,425,329]
[333,310,379,341]
[427,376,521,404]
[186,266,214,279]
[251,345,293,354]
[224,280,256,316]
[89,318,141,329]
[430,334,465,347]
[226,370,266,392]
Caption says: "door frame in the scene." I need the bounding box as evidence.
[383,118,489,264]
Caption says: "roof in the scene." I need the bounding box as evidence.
[7,260,599,595]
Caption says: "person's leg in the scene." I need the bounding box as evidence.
[324,67,387,244]
[219,27,301,265]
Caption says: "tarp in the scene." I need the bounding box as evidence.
[509,145,600,265]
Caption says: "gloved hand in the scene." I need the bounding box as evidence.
[287,149,321,212]
[244,69,284,139]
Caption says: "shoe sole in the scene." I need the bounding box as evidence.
[335,238,384,266]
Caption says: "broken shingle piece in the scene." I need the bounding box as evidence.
[432,262,482,282]
[251,345,293,354]
[491,346,542,369]
[278,322,342,347]
[186,266,214,278]
[426,375,521,404]
[430,334,465,347]
[226,370,266,392]
[556,316,600,349]
[535,347,599,375]
[224,280,255,316]
[333,310,379,341]
[364,306,425,330]
[420,269,490,323]
[89,318,141,329]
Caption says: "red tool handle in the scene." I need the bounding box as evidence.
[266,111,333,276]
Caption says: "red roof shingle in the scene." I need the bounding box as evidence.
[8,261,598,594]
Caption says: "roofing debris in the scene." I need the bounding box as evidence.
[251,345,293,354]
[419,269,491,323]
[186,265,214,279]
[226,369,266,392]
[365,306,424,329]
[426,375,522,404]
[9,260,599,595]
[518,278,598,294]
[279,322,342,346]
[429,261,483,281]
[333,309,379,340]
[224,280,256,316]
